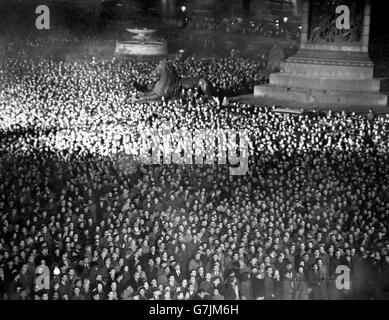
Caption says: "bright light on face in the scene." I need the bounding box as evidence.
[181,6,186,12]
[283,16,288,23]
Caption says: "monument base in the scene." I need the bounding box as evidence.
[115,29,168,59]
[115,40,168,58]
[254,49,389,107]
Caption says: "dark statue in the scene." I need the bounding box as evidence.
[266,45,287,74]
[132,60,212,101]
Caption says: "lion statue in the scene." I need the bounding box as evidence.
[133,60,212,101]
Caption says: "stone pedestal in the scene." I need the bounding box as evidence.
[115,29,168,58]
[254,0,389,107]
[115,41,168,57]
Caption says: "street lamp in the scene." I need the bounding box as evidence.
[180,5,188,28]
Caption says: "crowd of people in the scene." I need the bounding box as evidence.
[1,36,389,301]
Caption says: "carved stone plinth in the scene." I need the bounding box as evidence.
[253,0,389,107]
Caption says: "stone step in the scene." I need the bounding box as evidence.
[270,73,389,92]
[254,84,389,107]
[283,62,374,79]
[288,49,373,64]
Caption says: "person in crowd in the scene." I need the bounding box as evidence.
[224,275,240,300]
[294,266,309,300]
[309,263,321,300]
[212,288,225,300]
[264,266,275,300]
[282,271,295,300]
